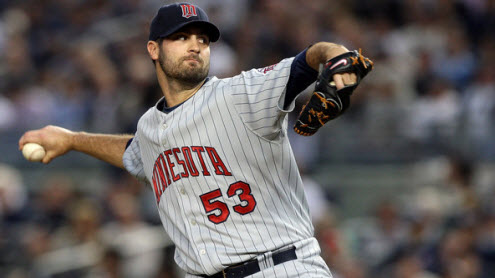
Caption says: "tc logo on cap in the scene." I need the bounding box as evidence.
[180,4,197,18]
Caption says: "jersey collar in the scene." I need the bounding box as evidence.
[156,77,210,113]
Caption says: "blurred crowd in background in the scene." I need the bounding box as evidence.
[1,0,495,277]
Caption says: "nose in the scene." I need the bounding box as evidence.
[188,35,200,53]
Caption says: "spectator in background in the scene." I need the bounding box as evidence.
[431,28,477,91]
[403,78,461,144]
[50,198,101,249]
[408,155,478,231]
[394,253,439,278]
[0,89,16,131]
[101,191,166,278]
[41,198,102,277]
[87,248,123,278]
[344,200,409,274]
[20,224,52,277]
[464,64,495,158]
[430,227,481,278]
[0,164,27,222]
[31,174,77,232]
[0,164,28,276]
[476,210,495,278]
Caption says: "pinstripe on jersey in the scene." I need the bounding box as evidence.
[123,57,328,276]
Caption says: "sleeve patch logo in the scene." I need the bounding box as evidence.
[257,63,278,74]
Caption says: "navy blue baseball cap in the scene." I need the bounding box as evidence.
[149,3,220,42]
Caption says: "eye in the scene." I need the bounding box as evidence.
[198,36,210,45]
[170,33,187,41]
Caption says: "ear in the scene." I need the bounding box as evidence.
[147,40,160,61]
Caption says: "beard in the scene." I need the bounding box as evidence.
[158,50,209,86]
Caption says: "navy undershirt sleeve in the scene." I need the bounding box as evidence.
[284,48,319,109]
[125,138,133,149]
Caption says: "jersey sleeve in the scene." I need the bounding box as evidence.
[122,136,147,181]
[228,58,294,139]
[283,48,319,109]
[228,51,318,139]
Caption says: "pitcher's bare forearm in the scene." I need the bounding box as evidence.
[72,132,133,168]
[306,42,349,70]
[19,125,133,168]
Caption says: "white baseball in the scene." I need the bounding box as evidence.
[22,143,46,162]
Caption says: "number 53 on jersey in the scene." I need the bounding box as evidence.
[200,181,257,224]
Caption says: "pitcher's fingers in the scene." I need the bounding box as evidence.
[20,130,44,149]
[41,152,54,164]
[19,132,34,150]
[343,73,357,85]
[333,74,345,90]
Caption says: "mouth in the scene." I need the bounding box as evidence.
[183,56,201,63]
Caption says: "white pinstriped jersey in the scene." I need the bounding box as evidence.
[123,57,329,276]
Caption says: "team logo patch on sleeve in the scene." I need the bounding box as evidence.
[257,63,278,74]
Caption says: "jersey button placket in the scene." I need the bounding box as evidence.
[161,121,167,146]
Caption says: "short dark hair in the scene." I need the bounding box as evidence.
[156,37,165,45]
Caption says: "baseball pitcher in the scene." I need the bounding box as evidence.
[19,3,373,277]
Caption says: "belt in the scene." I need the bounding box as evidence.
[200,246,297,278]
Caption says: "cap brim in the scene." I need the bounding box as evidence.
[158,21,220,42]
